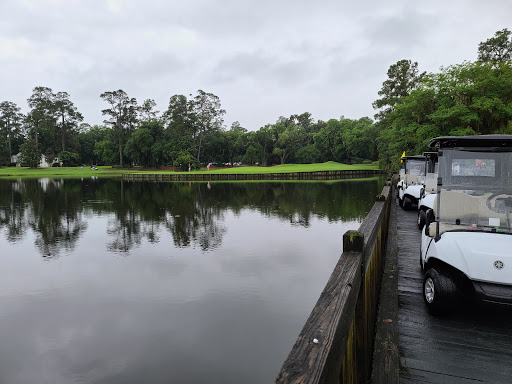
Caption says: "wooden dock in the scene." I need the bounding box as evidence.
[395,203,512,383]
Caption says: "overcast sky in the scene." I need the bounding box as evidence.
[1,0,511,130]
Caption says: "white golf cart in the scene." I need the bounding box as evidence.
[417,152,438,230]
[420,135,512,314]
[397,155,425,210]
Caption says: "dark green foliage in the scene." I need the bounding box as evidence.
[59,151,79,166]
[295,145,321,164]
[373,60,425,120]
[377,61,512,171]
[172,151,201,171]
[19,139,41,167]
[100,89,138,166]
[243,145,261,164]
[0,101,24,162]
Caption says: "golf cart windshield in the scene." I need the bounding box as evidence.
[436,149,512,234]
[406,160,425,176]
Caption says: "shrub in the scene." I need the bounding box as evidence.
[172,151,201,171]
[58,151,79,167]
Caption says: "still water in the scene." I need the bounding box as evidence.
[0,177,384,384]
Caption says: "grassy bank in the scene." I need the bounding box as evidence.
[0,161,379,179]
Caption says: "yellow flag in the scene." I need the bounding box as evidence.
[400,151,406,163]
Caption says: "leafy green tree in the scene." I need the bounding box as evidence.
[100,89,138,166]
[295,144,321,164]
[125,128,154,167]
[139,99,159,121]
[58,151,80,166]
[164,94,193,137]
[27,86,56,151]
[0,101,24,163]
[251,126,274,166]
[54,91,83,153]
[19,139,41,167]
[224,121,248,164]
[377,61,512,170]
[93,128,119,165]
[478,28,512,64]
[173,151,201,171]
[342,117,377,162]
[373,60,425,120]
[314,119,345,162]
[190,90,225,161]
[78,125,108,165]
[243,145,260,164]
[273,125,307,164]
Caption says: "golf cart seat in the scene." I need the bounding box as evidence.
[424,176,437,194]
[405,174,423,186]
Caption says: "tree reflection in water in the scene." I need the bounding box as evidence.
[0,177,384,257]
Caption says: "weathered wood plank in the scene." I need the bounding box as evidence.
[371,186,399,384]
[396,204,512,384]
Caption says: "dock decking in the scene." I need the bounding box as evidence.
[396,203,512,383]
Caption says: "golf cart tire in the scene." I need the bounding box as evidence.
[403,196,412,210]
[399,197,403,207]
[417,210,426,230]
[423,268,460,315]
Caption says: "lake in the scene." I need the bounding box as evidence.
[0,177,384,384]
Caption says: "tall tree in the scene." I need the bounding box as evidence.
[190,90,225,161]
[27,86,55,151]
[164,94,193,137]
[373,60,425,120]
[139,99,159,121]
[100,90,138,166]
[54,92,83,153]
[478,28,512,64]
[0,101,24,161]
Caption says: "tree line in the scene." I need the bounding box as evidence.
[1,28,512,171]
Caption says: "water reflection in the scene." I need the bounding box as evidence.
[0,178,383,257]
[0,177,385,384]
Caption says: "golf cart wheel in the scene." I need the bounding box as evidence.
[423,268,460,315]
[398,197,403,207]
[417,210,426,230]
[403,196,412,210]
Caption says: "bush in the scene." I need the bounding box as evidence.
[58,151,79,167]
[172,151,201,171]
[19,139,41,168]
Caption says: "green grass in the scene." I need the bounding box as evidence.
[0,162,379,179]
[0,166,138,179]
[136,161,379,175]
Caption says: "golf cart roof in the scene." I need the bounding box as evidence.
[402,155,425,161]
[429,135,512,149]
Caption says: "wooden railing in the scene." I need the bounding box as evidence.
[275,183,392,384]
[122,169,382,182]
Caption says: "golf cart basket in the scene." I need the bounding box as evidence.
[429,135,512,239]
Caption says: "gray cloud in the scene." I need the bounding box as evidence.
[1,0,511,130]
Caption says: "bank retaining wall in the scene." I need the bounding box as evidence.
[274,182,392,384]
[122,169,382,182]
